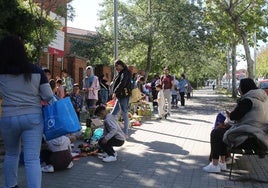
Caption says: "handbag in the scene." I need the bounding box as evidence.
[43,97,82,141]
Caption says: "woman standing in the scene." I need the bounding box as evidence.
[110,60,132,138]
[83,66,100,111]
[0,35,54,188]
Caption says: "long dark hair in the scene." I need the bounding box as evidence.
[115,59,127,69]
[0,35,31,81]
[239,78,257,94]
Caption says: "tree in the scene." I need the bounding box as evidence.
[97,0,212,81]
[69,32,113,65]
[70,0,227,86]
[0,0,74,63]
[256,47,268,78]
[205,0,268,79]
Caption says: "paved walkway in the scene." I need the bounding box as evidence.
[1,87,268,188]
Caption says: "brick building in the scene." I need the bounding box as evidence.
[37,0,113,87]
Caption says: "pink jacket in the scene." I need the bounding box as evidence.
[83,76,100,100]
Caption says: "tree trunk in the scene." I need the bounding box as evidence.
[144,43,152,82]
[231,40,238,98]
[240,31,254,79]
[225,5,254,79]
[144,0,152,82]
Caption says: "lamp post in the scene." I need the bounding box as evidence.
[253,31,257,79]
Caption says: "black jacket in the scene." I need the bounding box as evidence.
[111,67,132,98]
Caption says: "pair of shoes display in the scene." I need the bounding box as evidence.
[203,162,227,173]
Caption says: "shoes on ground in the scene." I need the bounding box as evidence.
[41,165,54,173]
[98,152,117,158]
[102,155,117,162]
[164,114,168,119]
[67,161,74,169]
[203,163,221,173]
[219,162,227,171]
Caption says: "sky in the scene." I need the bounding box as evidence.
[67,0,103,31]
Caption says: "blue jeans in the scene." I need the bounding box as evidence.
[0,114,43,188]
[111,97,130,135]
[98,88,109,105]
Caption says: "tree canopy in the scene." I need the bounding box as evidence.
[0,0,72,63]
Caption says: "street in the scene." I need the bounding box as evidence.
[1,87,268,188]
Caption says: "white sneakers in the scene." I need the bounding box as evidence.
[67,161,74,169]
[41,162,73,173]
[203,162,228,173]
[41,165,54,173]
[219,162,227,171]
[102,155,117,162]
[98,152,117,159]
[101,152,118,162]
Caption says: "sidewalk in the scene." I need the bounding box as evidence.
[1,87,268,188]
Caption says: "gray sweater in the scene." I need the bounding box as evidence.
[103,113,126,141]
[0,64,53,117]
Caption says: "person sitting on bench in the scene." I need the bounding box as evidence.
[203,78,268,173]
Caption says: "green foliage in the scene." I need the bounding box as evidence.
[0,0,66,63]
[74,0,266,81]
[205,0,268,79]
[0,0,35,39]
[256,47,268,78]
[70,32,113,65]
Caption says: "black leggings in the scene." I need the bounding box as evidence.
[98,137,124,156]
[210,128,228,160]
[179,92,185,106]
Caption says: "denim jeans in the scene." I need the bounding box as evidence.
[98,88,109,105]
[111,97,130,135]
[0,114,43,188]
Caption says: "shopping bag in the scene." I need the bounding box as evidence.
[43,97,82,140]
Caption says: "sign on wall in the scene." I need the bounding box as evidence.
[48,12,65,56]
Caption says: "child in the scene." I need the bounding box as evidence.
[70,83,83,121]
[94,105,125,162]
[56,79,65,99]
[154,84,167,119]
[40,135,73,173]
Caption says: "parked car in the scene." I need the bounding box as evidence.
[257,79,268,95]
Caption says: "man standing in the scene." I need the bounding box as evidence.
[178,73,188,108]
[160,67,174,115]
[111,60,132,139]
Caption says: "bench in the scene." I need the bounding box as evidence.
[228,133,268,181]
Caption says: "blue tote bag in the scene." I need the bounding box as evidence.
[43,97,81,140]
